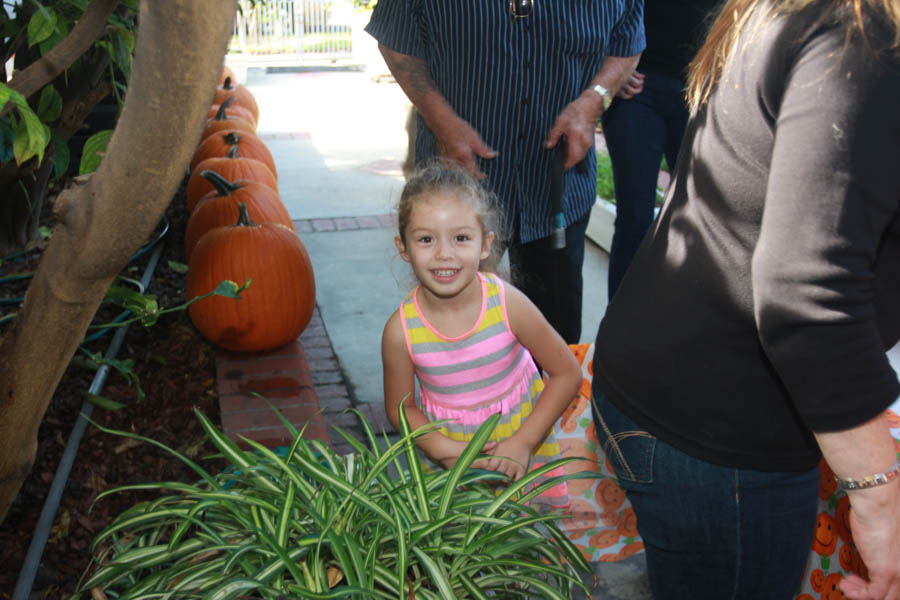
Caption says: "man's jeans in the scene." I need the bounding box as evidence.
[591,390,820,599]
[601,71,690,299]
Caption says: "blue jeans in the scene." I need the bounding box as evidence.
[591,390,820,600]
[601,71,690,299]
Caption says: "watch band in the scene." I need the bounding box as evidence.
[591,84,613,112]
[834,461,900,490]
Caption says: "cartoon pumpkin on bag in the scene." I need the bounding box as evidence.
[563,498,599,538]
[559,437,600,496]
[595,478,626,523]
[812,512,838,556]
[560,394,588,433]
[884,408,900,429]
[589,528,621,549]
[833,495,853,544]
[819,459,837,500]
[810,571,845,600]
[616,507,640,538]
[838,543,869,580]
[617,541,644,559]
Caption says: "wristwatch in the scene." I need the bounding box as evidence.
[591,84,613,113]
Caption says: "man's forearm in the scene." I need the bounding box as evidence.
[583,54,642,120]
[377,43,458,134]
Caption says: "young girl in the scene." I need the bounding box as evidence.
[381,161,581,507]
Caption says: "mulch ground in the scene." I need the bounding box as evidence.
[0,183,223,598]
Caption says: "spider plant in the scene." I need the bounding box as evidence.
[74,403,597,599]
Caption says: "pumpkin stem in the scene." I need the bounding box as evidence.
[226,145,241,159]
[223,76,233,90]
[213,96,235,121]
[223,131,241,146]
[200,170,242,197]
[236,202,257,227]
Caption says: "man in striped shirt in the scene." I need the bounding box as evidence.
[366,1,644,344]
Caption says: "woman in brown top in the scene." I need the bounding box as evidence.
[591,0,900,598]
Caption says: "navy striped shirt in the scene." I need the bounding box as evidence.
[366,1,645,243]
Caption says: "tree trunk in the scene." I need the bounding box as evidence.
[0,0,237,524]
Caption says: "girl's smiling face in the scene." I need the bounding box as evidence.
[396,190,494,301]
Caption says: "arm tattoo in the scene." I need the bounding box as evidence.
[395,54,436,96]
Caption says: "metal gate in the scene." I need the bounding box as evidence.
[231,0,356,64]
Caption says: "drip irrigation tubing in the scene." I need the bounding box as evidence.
[0,216,169,343]
[12,242,164,600]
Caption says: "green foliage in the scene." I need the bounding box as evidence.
[75,405,596,598]
[78,129,112,175]
[595,150,668,206]
[0,0,138,175]
[595,151,615,202]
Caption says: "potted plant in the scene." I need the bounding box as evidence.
[74,403,596,599]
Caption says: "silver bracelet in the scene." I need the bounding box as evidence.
[834,461,900,490]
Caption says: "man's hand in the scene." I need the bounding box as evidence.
[433,114,497,179]
[617,71,644,99]
[544,95,597,170]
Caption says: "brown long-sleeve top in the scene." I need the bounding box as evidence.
[592,4,900,471]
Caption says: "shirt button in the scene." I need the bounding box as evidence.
[522,97,529,106]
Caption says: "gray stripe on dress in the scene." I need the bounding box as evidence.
[417,340,519,376]
[408,319,509,355]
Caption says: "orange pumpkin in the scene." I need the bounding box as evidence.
[206,102,257,128]
[187,203,315,352]
[185,171,293,262]
[201,98,256,141]
[191,130,277,178]
[219,64,235,86]
[187,146,278,213]
[213,77,260,124]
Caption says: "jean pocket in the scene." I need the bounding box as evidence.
[591,392,656,485]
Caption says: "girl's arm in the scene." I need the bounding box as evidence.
[486,283,581,479]
[381,310,472,467]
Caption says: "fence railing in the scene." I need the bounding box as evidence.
[230,0,355,63]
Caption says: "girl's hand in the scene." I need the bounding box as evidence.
[435,439,499,470]
[483,437,533,481]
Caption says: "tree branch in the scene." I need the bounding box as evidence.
[1,0,119,117]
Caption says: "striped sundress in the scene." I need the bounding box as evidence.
[399,271,569,510]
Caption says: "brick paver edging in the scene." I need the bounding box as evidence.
[215,214,396,456]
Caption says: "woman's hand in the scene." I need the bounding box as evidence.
[617,71,645,99]
[839,483,900,599]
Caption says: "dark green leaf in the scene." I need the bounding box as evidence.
[79,129,113,174]
[27,6,57,47]
[0,119,14,163]
[110,30,133,80]
[38,16,68,56]
[83,392,126,411]
[36,86,63,123]
[51,134,70,179]
[212,279,251,299]
[13,109,49,165]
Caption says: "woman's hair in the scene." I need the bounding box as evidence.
[687,0,900,110]
[396,159,503,272]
